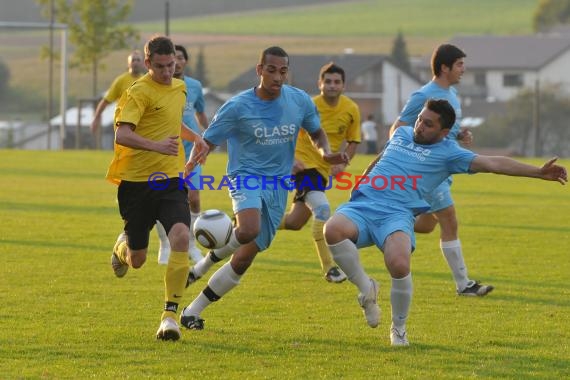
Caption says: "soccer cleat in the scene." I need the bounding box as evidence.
[390,324,409,346]
[188,246,203,264]
[111,232,128,278]
[180,309,205,330]
[185,267,202,288]
[357,278,380,328]
[324,267,347,283]
[156,317,181,341]
[457,280,494,297]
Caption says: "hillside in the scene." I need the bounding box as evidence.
[0,0,354,23]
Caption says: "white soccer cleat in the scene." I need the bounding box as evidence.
[390,324,409,346]
[156,317,181,341]
[357,278,380,328]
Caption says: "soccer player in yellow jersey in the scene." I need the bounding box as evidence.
[91,50,145,134]
[281,62,361,283]
[105,35,208,341]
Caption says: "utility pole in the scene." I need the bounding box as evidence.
[47,0,54,149]
[165,1,170,36]
[533,77,541,157]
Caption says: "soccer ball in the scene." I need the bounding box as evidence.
[193,209,233,250]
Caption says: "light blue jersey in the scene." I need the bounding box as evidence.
[181,76,206,160]
[354,127,475,215]
[203,85,320,251]
[204,85,321,177]
[399,81,462,140]
[397,80,463,212]
[338,126,475,250]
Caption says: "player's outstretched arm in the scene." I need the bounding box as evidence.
[470,156,568,185]
[308,128,349,165]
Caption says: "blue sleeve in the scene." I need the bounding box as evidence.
[195,84,205,113]
[301,93,321,134]
[399,91,428,125]
[447,145,477,174]
[203,100,235,146]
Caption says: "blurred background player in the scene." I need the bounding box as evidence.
[280,62,361,283]
[90,50,145,134]
[390,44,492,296]
[156,44,209,265]
[361,114,378,154]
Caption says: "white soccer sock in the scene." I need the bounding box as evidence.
[440,239,469,291]
[193,228,241,278]
[327,239,371,294]
[183,262,241,317]
[391,274,412,329]
[156,220,171,265]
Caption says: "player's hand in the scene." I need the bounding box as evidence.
[457,127,473,146]
[156,136,180,156]
[323,151,349,165]
[186,138,210,173]
[292,159,305,175]
[540,157,568,185]
[330,163,346,176]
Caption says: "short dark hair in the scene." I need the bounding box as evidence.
[259,46,289,65]
[174,44,189,61]
[319,62,345,83]
[426,98,456,130]
[431,44,466,76]
[144,35,175,60]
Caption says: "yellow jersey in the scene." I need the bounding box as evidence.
[295,94,361,179]
[106,74,186,184]
[104,71,144,103]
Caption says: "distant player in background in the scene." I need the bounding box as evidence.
[156,44,209,265]
[90,50,145,134]
[106,35,207,341]
[178,46,349,330]
[361,114,378,154]
[390,43,492,297]
[326,98,567,346]
[280,62,361,283]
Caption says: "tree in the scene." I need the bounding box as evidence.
[37,0,140,97]
[0,59,10,99]
[475,85,570,157]
[194,45,209,88]
[533,0,570,32]
[390,30,411,74]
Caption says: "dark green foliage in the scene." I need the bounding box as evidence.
[533,0,570,32]
[194,45,208,88]
[36,0,140,96]
[390,30,411,74]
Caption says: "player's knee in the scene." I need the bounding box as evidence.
[323,218,344,245]
[235,226,259,244]
[129,251,147,269]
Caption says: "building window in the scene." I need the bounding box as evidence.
[474,72,485,86]
[503,73,523,87]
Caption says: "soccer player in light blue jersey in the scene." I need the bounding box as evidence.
[325,98,567,346]
[156,44,209,265]
[390,44,493,297]
[179,46,349,330]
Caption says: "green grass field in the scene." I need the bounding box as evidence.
[1,150,568,379]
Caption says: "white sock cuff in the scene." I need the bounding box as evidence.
[327,239,356,257]
[392,273,412,289]
[191,211,201,219]
[440,239,461,249]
